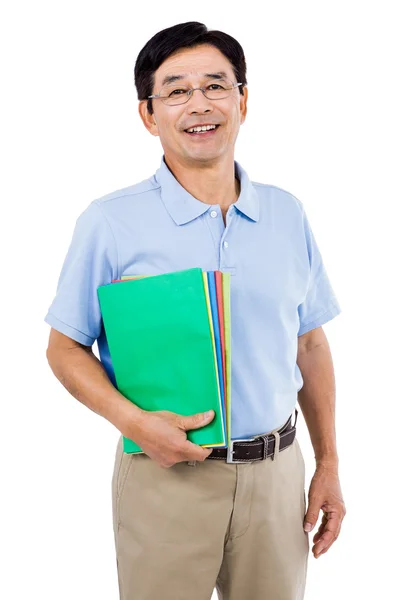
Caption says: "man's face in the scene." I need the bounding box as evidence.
[139,44,248,165]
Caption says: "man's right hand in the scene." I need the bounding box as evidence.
[126,409,216,468]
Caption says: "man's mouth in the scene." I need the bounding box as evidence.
[184,124,220,136]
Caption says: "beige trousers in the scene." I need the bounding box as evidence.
[111,426,309,600]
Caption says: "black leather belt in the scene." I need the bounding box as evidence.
[206,409,298,463]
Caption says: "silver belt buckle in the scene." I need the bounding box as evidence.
[226,436,257,463]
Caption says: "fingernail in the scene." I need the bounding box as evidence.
[304,523,312,532]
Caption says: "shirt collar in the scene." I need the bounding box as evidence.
[154,155,260,225]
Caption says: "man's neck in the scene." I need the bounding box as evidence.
[163,153,240,212]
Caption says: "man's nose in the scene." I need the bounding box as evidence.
[187,89,214,113]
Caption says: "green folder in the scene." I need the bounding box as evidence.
[98,268,227,454]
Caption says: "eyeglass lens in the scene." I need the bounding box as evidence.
[159,78,236,105]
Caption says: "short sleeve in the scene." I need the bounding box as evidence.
[44,200,118,346]
[297,207,342,336]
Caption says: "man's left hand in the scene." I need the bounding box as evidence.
[303,463,346,558]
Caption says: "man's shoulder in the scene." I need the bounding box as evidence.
[251,179,304,211]
[79,174,162,224]
[92,174,160,210]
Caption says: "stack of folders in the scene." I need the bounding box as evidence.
[97,268,231,454]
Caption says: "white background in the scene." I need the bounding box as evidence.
[2,0,399,598]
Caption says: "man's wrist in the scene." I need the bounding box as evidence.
[315,453,339,470]
[104,392,147,436]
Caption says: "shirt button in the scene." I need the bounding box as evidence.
[223,241,229,248]
[210,210,218,218]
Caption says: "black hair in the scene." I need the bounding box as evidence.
[134,21,247,115]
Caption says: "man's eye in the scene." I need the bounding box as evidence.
[208,84,224,90]
[169,89,187,96]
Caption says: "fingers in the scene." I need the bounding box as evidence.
[316,517,343,557]
[312,511,342,558]
[181,439,214,462]
[178,410,215,431]
[312,515,327,543]
[304,500,321,532]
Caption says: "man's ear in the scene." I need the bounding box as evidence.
[138,101,159,137]
[240,85,248,125]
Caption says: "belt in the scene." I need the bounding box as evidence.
[206,409,298,463]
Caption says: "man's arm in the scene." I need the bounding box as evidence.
[296,325,346,558]
[45,328,214,467]
[297,325,338,466]
[46,328,146,436]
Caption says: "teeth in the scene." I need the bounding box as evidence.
[186,124,217,133]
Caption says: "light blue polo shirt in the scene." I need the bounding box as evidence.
[44,155,341,440]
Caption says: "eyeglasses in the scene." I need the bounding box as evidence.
[148,78,244,106]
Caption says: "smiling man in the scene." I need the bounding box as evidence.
[45,21,345,600]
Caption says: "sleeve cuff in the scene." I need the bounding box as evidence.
[298,303,342,336]
[44,312,95,346]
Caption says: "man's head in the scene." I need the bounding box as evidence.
[135,22,248,167]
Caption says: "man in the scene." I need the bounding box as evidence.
[45,21,346,600]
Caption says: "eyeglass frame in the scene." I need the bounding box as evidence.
[147,80,244,106]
